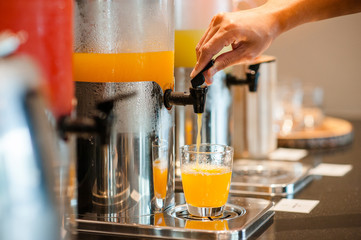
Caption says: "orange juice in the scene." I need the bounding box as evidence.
[181,163,232,207]
[175,29,232,68]
[185,220,229,231]
[73,51,174,91]
[153,159,168,199]
[185,118,193,145]
[196,113,202,164]
[175,30,205,68]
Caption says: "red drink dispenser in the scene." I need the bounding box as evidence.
[0,0,73,118]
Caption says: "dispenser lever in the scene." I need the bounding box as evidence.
[191,59,215,88]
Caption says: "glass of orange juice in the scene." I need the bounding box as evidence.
[152,139,169,210]
[180,144,233,217]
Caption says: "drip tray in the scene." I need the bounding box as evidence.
[231,159,313,197]
[170,204,246,221]
[77,193,274,239]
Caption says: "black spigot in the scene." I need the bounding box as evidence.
[164,60,214,113]
[164,87,208,114]
[226,63,260,92]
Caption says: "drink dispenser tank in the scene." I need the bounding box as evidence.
[230,56,277,159]
[74,0,175,215]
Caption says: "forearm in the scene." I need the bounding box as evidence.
[190,0,361,79]
[264,0,361,36]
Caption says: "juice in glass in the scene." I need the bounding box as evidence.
[180,144,233,217]
[181,163,232,207]
[73,51,174,91]
[152,139,169,205]
[153,159,168,199]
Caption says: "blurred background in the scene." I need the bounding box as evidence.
[265,12,361,120]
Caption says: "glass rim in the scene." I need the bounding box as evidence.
[180,143,233,155]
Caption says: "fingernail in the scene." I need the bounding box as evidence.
[205,76,213,85]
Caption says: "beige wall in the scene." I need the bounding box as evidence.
[264,12,361,120]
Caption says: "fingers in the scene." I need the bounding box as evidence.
[195,42,260,85]
[191,13,230,79]
[190,41,222,79]
[190,30,235,79]
[196,12,226,59]
[196,26,213,60]
[204,67,217,85]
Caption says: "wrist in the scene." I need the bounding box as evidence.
[260,0,304,37]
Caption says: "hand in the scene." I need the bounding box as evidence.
[190,8,279,84]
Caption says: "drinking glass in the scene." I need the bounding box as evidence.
[301,84,324,130]
[152,139,169,209]
[180,144,233,217]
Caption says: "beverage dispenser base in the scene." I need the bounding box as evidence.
[230,159,314,198]
[76,193,274,239]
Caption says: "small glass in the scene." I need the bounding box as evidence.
[275,82,324,134]
[152,139,169,210]
[301,84,324,130]
[275,82,303,135]
[180,144,233,217]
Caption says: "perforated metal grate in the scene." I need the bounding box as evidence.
[167,204,246,221]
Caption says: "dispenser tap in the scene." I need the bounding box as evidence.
[164,60,214,113]
[226,63,260,92]
[164,87,208,113]
[58,92,135,144]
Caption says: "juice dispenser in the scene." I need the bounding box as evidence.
[73,0,176,214]
[0,0,73,119]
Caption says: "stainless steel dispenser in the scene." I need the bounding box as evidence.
[73,0,176,215]
[227,57,314,199]
[230,56,277,159]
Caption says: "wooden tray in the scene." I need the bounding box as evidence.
[277,117,353,149]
